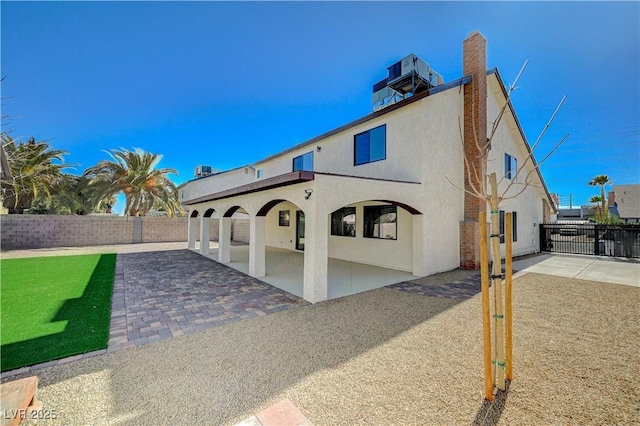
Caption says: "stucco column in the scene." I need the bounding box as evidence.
[187,216,198,249]
[412,215,427,277]
[249,215,266,277]
[303,209,328,303]
[218,216,232,263]
[200,216,210,254]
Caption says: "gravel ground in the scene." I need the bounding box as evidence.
[3,272,639,425]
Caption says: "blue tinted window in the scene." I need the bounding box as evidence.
[370,126,386,162]
[354,132,370,166]
[354,125,386,166]
[293,152,313,172]
[293,156,303,171]
[505,153,517,179]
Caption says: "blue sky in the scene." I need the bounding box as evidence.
[2,1,639,213]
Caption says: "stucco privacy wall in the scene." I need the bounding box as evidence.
[1,215,249,250]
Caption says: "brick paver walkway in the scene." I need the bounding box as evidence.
[389,270,519,299]
[389,273,483,299]
[108,249,308,351]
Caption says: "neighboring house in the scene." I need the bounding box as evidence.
[556,205,597,221]
[608,184,640,223]
[179,31,556,303]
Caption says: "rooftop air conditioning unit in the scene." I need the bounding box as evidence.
[371,53,442,111]
[387,54,440,95]
[195,165,213,178]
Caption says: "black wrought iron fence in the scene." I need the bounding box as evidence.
[540,223,640,258]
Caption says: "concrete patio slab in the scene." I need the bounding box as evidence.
[197,243,416,300]
[513,253,639,287]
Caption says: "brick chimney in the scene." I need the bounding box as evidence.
[608,191,615,208]
[460,31,488,269]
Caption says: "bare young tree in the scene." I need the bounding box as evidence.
[448,61,569,396]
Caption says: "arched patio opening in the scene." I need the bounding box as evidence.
[215,205,251,265]
[325,199,425,299]
[239,199,308,296]
[199,208,217,254]
[187,209,201,248]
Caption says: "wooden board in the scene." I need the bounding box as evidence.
[0,376,38,426]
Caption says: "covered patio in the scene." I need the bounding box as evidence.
[192,242,416,300]
[184,172,430,303]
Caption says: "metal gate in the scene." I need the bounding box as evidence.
[540,223,640,258]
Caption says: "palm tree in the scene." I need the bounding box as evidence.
[83,148,183,217]
[41,174,115,215]
[589,195,603,221]
[588,174,613,222]
[1,134,68,214]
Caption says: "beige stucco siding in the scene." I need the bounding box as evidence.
[418,87,465,273]
[265,201,298,250]
[253,89,463,184]
[263,200,415,272]
[326,201,414,272]
[180,167,255,203]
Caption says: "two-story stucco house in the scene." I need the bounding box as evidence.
[179,31,556,303]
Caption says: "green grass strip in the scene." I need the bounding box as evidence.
[1,253,116,372]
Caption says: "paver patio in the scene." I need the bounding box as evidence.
[107,250,308,352]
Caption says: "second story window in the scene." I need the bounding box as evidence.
[354,124,386,166]
[505,153,517,180]
[256,169,263,178]
[293,151,314,172]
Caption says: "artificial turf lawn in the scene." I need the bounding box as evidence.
[1,253,116,372]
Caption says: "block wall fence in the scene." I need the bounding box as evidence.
[0,215,250,250]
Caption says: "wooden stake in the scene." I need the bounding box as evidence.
[505,212,513,381]
[479,211,493,400]
[490,173,506,391]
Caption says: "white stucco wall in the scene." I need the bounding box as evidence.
[417,88,465,273]
[327,201,414,272]
[486,75,547,256]
[252,102,426,183]
[262,199,415,272]
[265,201,298,250]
